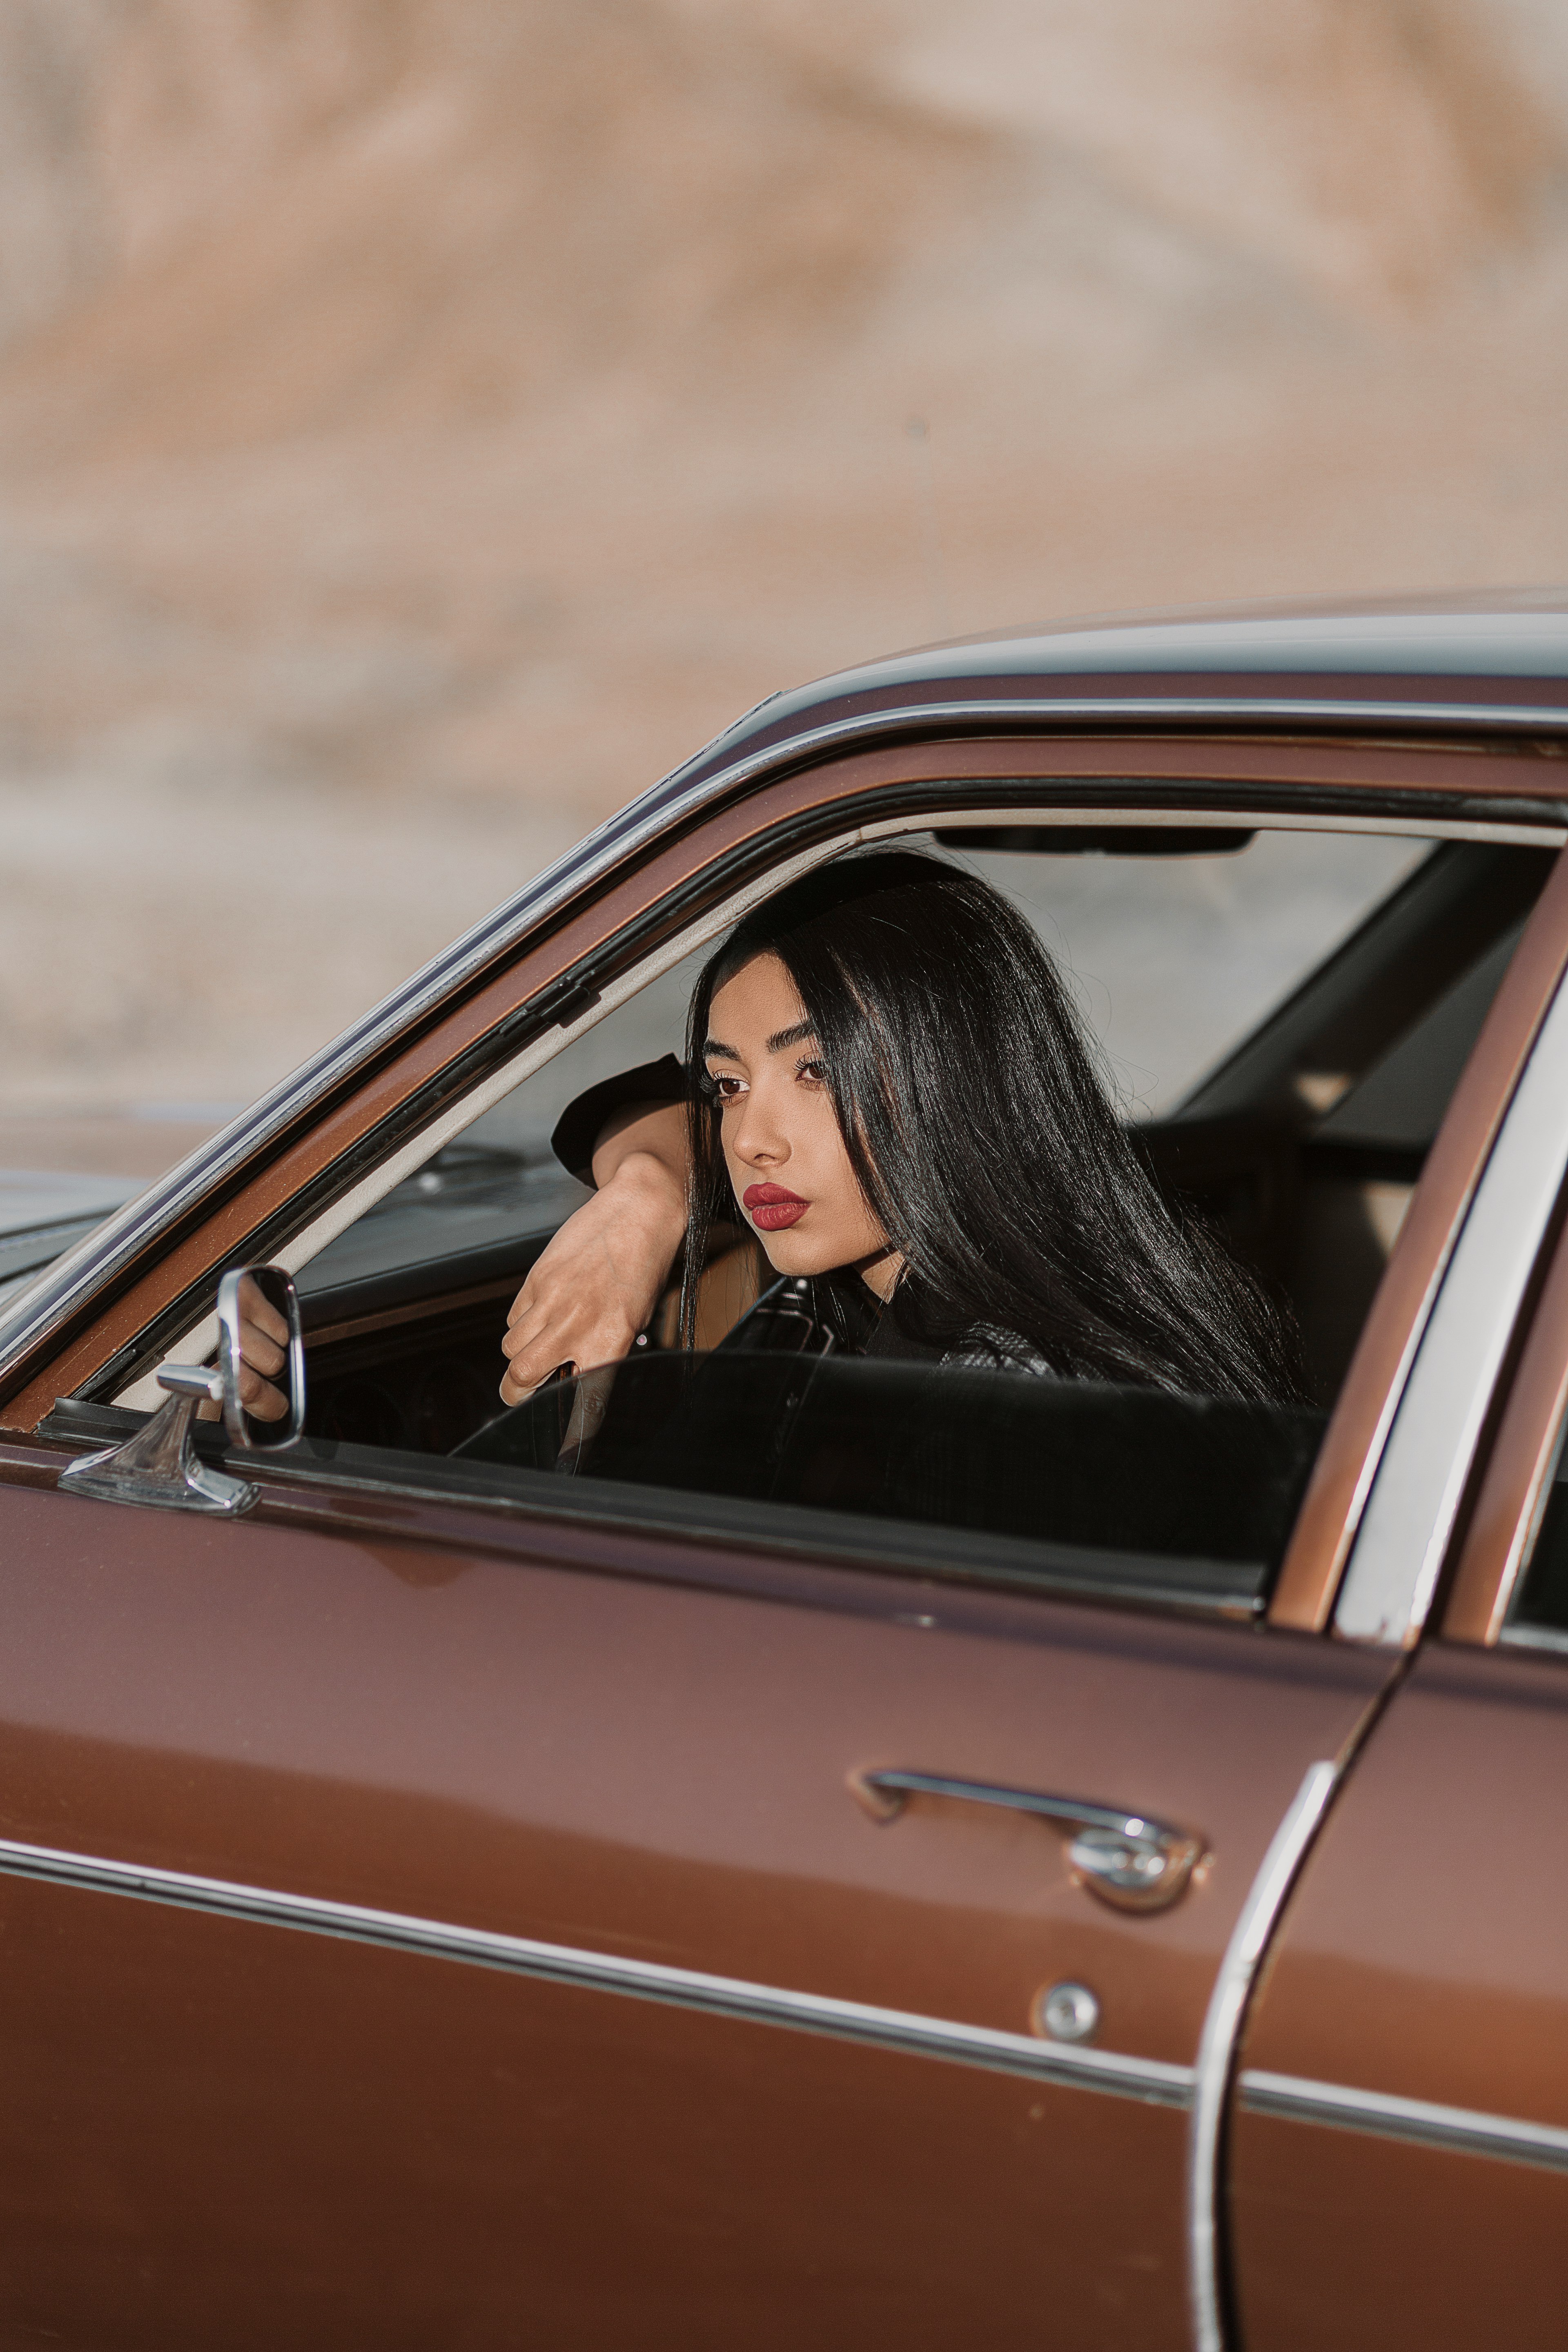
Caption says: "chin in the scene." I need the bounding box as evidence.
[757,1230,841,1277]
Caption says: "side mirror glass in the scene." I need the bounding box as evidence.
[215,1265,305,1449]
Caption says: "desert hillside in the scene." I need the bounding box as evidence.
[2,0,1567,1130]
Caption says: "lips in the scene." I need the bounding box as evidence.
[744,1183,808,1232]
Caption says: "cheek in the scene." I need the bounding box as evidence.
[802,1107,880,1235]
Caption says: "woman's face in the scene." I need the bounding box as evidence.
[704,951,900,1297]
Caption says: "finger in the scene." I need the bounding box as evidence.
[505,1302,635,1381]
[500,1305,575,1363]
[236,1363,288,1420]
[506,1261,584,1331]
[499,1319,601,1397]
[500,1279,611,1355]
[500,1304,552,1360]
[499,1335,576,1400]
[236,1277,290,1348]
[499,1356,575,1408]
[240,1320,287,1379]
[500,1304,642,1399]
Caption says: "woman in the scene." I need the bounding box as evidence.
[501,851,1297,1404]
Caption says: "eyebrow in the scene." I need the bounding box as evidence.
[702,1018,817,1060]
[768,1018,817,1053]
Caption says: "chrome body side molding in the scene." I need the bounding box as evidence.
[1188,1760,1341,2352]
[2,1826,1561,2242]
[0,1833,1191,2109]
[1238,2068,1568,2175]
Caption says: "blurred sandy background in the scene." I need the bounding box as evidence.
[2,0,1567,1173]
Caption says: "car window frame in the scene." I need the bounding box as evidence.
[4,736,1565,1642]
[4,728,1557,1430]
[170,811,1568,1645]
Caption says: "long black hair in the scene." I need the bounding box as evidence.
[679,849,1298,1401]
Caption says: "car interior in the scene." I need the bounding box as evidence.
[55,813,1558,1616]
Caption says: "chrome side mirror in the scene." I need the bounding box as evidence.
[214,1265,305,1449]
[60,1265,305,1518]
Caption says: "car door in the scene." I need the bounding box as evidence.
[2,791,1564,2352]
[0,1400,1394,2352]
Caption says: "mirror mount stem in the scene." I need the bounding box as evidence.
[58,1386,260,1517]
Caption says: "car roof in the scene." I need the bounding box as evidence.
[672,590,1568,804]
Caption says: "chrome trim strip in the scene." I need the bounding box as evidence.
[0,1833,1192,2108]
[1188,1760,1340,2352]
[2,685,1562,1395]
[1238,2068,1568,2174]
[1335,967,1568,1645]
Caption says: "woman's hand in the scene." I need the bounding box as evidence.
[499,1102,688,1405]
[200,1272,291,1423]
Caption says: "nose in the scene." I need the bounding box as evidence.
[731,1079,788,1170]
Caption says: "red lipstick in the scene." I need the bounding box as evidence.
[744,1183,808,1232]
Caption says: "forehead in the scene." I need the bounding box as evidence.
[707,951,805,1043]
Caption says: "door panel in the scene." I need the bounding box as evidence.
[0,1472,1392,2345]
[1229,1644,1568,2352]
[9,1875,1189,2351]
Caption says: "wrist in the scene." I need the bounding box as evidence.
[604,1149,685,1222]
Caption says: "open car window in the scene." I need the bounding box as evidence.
[82,818,1555,1620]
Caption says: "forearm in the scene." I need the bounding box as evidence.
[590,1142,688,1273]
[499,1107,689,1405]
[589,1098,688,1194]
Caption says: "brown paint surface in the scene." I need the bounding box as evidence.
[6,1875,1187,2352]
[1231,2112,1568,2352]
[1231,1641,1568,2346]
[0,1471,1391,2340]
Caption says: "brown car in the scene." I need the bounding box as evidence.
[2,592,1567,2350]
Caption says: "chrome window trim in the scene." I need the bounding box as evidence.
[1188,1760,1340,2352]
[1335,965,1568,1645]
[0,1832,1192,2109]
[0,675,1557,1382]
[1237,2068,1568,2175]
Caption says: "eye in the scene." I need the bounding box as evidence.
[795,1058,827,1089]
[707,1071,748,1103]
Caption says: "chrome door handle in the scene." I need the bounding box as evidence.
[849,1767,1207,1913]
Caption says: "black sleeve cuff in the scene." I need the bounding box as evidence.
[550,1054,688,1185]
